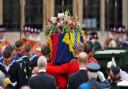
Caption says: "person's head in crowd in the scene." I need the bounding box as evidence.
[109,66,121,84]
[0,25,5,42]
[10,46,17,60]
[20,85,31,89]
[89,32,99,43]
[0,70,11,89]
[37,56,47,71]
[35,47,41,57]
[24,44,32,58]
[1,46,7,55]
[41,45,51,59]
[111,27,120,41]
[78,52,88,68]
[0,70,5,87]
[5,45,17,60]
[84,41,94,54]
[3,48,12,65]
[87,63,100,79]
[117,26,126,40]
[15,40,24,57]
[75,42,84,56]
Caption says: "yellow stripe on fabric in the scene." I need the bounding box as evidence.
[47,37,52,51]
[62,33,81,56]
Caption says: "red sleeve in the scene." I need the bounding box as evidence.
[67,61,79,76]
[46,60,79,76]
[46,64,67,75]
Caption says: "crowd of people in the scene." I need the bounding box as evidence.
[0,24,127,89]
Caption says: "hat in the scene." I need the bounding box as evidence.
[0,25,6,32]
[111,25,127,33]
[111,66,120,75]
[23,24,42,34]
[116,26,126,33]
[87,63,100,72]
[110,27,116,33]
[23,25,31,32]
[89,32,99,40]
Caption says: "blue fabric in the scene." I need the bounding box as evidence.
[79,83,90,89]
[79,78,106,89]
[55,34,74,65]
[80,35,84,43]
[0,56,3,63]
[121,40,128,47]
[15,54,23,61]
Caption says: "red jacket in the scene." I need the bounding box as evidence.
[46,55,98,89]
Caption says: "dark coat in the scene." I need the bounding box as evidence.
[68,70,88,89]
[28,72,57,89]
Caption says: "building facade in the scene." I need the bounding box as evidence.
[0,0,128,32]
[0,0,128,45]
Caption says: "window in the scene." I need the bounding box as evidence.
[25,0,43,26]
[3,0,20,31]
[55,0,73,16]
[83,0,100,31]
[105,0,122,30]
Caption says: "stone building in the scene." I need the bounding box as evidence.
[0,0,128,44]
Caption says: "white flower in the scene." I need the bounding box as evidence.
[58,13,64,17]
[50,17,57,23]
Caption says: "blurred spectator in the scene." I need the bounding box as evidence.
[89,32,101,51]
[79,63,106,89]
[68,52,89,89]
[84,41,98,64]
[5,46,17,61]
[0,70,13,89]
[31,45,50,69]
[121,31,128,47]
[0,25,10,53]
[74,42,84,57]
[15,40,24,59]
[41,45,51,60]
[28,56,57,89]
[109,66,128,84]
[0,70,5,87]
[24,44,32,58]
[15,40,31,81]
